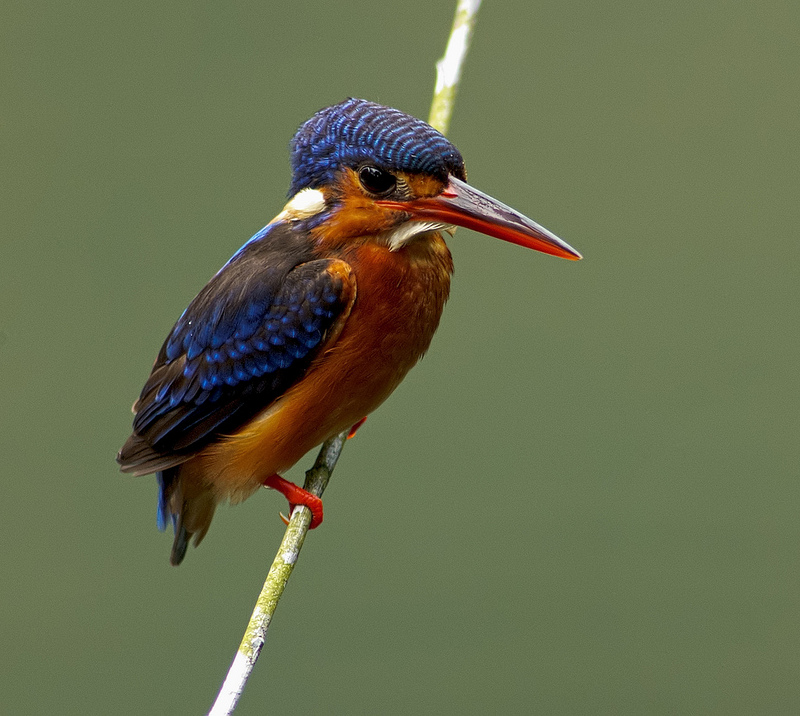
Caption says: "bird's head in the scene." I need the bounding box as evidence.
[278,98,581,260]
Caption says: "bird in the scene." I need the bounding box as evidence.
[117,98,581,565]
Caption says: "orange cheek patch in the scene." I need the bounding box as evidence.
[312,168,398,246]
[309,170,449,249]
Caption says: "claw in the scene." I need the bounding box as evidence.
[262,473,324,529]
[348,416,368,439]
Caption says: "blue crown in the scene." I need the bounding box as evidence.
[289,98,466,196]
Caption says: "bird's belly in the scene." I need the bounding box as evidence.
[195,239,452,503]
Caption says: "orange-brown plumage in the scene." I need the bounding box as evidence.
[118,98,580,564]
[191,233,452,506]
[311,168,449,248]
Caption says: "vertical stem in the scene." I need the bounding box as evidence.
[207,432,347,716]
[428,0,482,133]
[208,2,482,713]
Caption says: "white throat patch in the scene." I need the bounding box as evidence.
[384,221,454,251]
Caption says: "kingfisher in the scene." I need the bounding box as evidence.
[118,98,581,565]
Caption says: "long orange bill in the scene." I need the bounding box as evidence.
[379,175,582,260]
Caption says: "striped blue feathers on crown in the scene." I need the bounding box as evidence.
[289,98,466,196]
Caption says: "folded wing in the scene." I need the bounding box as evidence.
[118,226,356,475]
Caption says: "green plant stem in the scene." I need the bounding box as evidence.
[428,0,482,135]
[208,2,482,713]
[207,431,347,716]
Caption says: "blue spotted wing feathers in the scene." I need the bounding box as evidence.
[118,223,356,475]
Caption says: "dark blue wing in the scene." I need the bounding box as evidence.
[118,223,356,474]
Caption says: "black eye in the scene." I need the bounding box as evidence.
[358,165,396,195]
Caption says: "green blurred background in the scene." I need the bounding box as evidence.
[2,1,798,713]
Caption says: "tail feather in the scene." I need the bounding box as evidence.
[156,471,177,532]
[157,466,217,566]
[171,522,191,567]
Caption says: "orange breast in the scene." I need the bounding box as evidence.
[193,233,454,503]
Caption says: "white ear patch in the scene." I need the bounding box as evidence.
[384,221,454,251]
[277,188,326,221]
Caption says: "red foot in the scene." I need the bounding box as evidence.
[348,416,368,439]
[262,473,323,529]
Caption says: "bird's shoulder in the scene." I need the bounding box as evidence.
[118,221,357,473]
